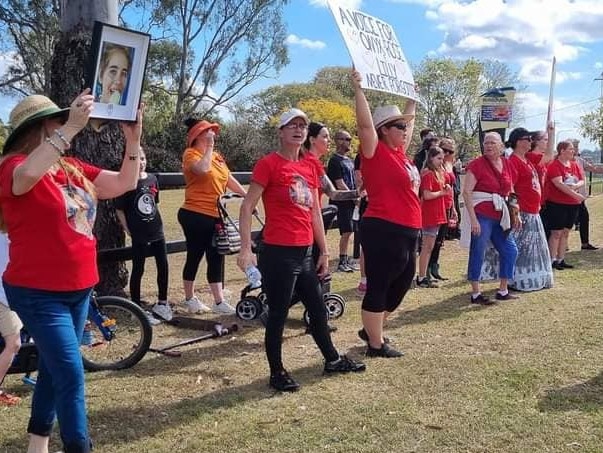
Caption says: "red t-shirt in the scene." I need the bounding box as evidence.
[0,155,102,291]
[304,152,326,208]
[526,152,547,190]
[544,159,583,205]
[466,156,513,220]
[361,141,421,229]
[420,171,447,228]
[444,170,455,209]
[252,152,318,246]
[508,153,541,214]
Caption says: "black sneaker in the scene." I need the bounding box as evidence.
[324,355,366,374]
[552,261,564,270]
[269,370,300,392]
[337,262,353,273]
[558,260,574,269]
[416,277,439,288]
[495,291,520,301]
[470,294,496,305]
[357,328,391,344]
[582,243,599,250]
[366,343,404,358]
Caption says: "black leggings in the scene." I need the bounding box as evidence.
[259,244,339,374]
[130,238,169,304]
[178,208,224,283]
[578,201,589,244]
[429,208,451,266]
[360,217,419,313]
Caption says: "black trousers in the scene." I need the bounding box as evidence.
[577,201,590,244]
[130,237,169,304]
[360,217,419,313]
[259,244,339,374]
[178,208,224,283]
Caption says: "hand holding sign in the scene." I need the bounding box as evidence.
[327,0,416,100]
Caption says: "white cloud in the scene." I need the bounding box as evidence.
[595,62,603,70]
[286,34,327,50]
[515,91,598,148]
[389,0,603,85]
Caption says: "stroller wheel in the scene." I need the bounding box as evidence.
[302,309,311,327]
[236,297,263,320]
[324,294,345,319]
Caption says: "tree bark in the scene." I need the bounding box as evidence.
[49,23,128,297]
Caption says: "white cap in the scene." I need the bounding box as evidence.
[277,108,309,128]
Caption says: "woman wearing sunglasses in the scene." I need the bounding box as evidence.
[352,70,419,358]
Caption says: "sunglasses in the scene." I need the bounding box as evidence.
[518,136,532,142]
[337,137,352,142]
[442,148,454,154]
[388,123,407,130]
[283,123,308,130]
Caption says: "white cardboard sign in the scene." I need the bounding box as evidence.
[327,0,416,100]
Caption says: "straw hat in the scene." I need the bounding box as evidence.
[372,105,415,130]
[3,95,69,154]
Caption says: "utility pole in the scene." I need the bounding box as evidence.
[595,72,603,163]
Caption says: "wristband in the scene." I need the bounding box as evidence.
[53,129,71,149]
[45,137,64,156]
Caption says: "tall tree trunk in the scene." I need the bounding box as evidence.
[49,4,128,296]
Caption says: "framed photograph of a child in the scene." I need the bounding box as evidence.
[86,22,150,122]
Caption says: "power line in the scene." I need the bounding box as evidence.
[522,97,599,120]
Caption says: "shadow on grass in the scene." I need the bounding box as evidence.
[87,318,309,381]
[538,371,603,412]
[2,363,352,452]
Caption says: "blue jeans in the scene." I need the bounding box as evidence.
[468,215,518,281]
[3,282,92,453]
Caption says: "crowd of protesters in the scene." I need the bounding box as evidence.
[2,68,602,453]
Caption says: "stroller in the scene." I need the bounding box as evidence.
[231,202,346,327]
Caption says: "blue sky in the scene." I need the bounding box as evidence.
[3,0,603,149]
[274,0,603,149]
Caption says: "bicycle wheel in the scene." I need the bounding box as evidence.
[81,296,152,372]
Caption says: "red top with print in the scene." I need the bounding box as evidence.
[0,155,102,291]
[420,171,447,228]
[444,170,455,209]
[466,156,513,220]
[508,153,541,214]
[526,151,547,191]
[304,152,325,208]
[361,141,421,229]
[252,152,318,246]
[544,159,583,205]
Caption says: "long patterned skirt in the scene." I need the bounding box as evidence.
[480,212,553,291]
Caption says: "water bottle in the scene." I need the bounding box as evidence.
[245,265,262,289]
[352,205,360,222]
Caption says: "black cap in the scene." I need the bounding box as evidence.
[505,127,531,149]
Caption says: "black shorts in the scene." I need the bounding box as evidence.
[545,201,580,231]
[333,201,355,234]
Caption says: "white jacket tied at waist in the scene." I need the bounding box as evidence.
[459,191,511,249]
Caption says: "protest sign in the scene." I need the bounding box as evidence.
[327,0,416,100]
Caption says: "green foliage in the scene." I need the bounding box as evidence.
[0,118,6,151]
[413,58,521,160]
[579,104,603,158]
[0,0,61,95]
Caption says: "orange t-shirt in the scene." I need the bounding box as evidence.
[182,148,230,217]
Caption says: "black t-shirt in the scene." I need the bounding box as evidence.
[327,153,356,206]
[114,174,164,243]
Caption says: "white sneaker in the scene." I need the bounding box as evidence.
[152,303,173,322]
[184,296,211,314]
[144,310,161,325]
[212,301,236,315]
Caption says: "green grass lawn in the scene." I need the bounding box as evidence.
[2,192,603,453]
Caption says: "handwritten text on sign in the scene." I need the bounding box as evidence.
[328,1,416,100]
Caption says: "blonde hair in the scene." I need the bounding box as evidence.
[0,120,97,231]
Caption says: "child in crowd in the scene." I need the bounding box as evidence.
[0,232,23,405]
[417,147,450,288]
[115,148,169,323]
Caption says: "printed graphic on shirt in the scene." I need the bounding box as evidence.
[531,167,540,192]
[289,175,313,210]
[406,161,421,195]
[60,185,97,239]
[135,186,158,222]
